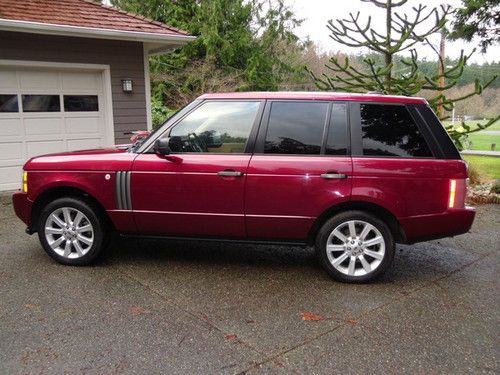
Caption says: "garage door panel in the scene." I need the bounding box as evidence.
[18,70,60,90]
[0,117,23,136]
[0,165,22,190]
[25,117,63,135]
[0,142,24,160]
[65,116,101,134]
[62,72,101,91]
[0,70,18,90]
[67,138,102,151]
[26,140,65,158]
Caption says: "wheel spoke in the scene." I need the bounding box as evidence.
[363,236,383,248]
[50,213,66,228]
[49,236,64,249]
[364,249,383,260]
[63,240,72,257]
[77,234,92,246]
[347,256,356,275]
[327,244,345,252]
[348,221,357,237]
[332,229,347,242]
[45,227,63,235]
[359,223,374,240]
[76,224,92,233]
[359,255,371,273]
[332,252,349,267]
[62,208,72,226]
[73,212,84,227]
[73,240,84,257]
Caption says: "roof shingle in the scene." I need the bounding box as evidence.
[0,0,189,36]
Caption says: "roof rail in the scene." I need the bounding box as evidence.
[366,91,386,95]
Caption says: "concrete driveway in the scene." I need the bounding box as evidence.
[0,194,498,374]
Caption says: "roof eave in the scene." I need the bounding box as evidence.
[0,18,195,53]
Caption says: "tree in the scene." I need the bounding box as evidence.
[112,0,305,112]
[307,0,498,148]
[448,0,500,53]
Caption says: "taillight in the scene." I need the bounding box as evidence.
[448,179,466,208]
[22,171,28,193]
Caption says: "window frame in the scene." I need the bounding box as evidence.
[253,99,350,157]
[349,101,438,159]
[141,99,265,155]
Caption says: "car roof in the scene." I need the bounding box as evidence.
[197,91,427,104]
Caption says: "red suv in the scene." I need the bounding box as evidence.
[12,92,475,282]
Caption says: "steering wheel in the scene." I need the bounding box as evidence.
[187,132,208,152]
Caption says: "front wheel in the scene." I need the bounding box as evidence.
[38,197,108,265]
[316,211,395,283]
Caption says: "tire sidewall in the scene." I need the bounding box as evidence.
[38,197,105,265]
[316,211,395,283]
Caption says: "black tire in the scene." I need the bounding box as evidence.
[37,197,108,266]
[316,210,395,283]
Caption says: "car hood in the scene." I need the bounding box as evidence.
[24,146,137,171]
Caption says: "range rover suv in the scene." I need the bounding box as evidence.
[12,92,475,283]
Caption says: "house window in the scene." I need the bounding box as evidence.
[0,95,19,112]
[22,95,60,112]
[64,95,99,112]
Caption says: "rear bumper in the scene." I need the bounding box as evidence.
[400,206,476,244]
[12,192,33,230]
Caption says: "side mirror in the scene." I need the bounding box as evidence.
[153,138,171,155]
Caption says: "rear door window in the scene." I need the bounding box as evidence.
[264,101,329,155]
[360,104,432,157]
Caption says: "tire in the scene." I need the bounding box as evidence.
[37,197,108,266]
[316,210,395,283]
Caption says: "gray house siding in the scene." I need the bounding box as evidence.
[0,31,147,144]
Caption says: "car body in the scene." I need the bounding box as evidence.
[12,92,475,282]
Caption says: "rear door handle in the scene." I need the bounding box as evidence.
[320,172,348,179]
[217,170,244,177]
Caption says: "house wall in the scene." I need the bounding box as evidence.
[0,30,147,144]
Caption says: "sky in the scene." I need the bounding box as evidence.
[287,0,500,64]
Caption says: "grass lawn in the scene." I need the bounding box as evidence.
[462,155,500,181]
[467,133,500,151]
[443,119,500,131]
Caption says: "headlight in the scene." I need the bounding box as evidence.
[22,171,28,193]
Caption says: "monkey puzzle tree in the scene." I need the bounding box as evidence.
[308,0,498,148]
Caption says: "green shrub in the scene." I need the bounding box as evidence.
[152,98,175,129]
[491,181,500,194]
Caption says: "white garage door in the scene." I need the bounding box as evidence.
[0,66,111,191]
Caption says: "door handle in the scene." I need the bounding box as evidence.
[217,170,244,177]
[320,172,348,179]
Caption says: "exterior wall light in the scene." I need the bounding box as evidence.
[121,79,133,93]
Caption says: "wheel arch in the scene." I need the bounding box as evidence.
[308,200,406,245]
[31,186,114,233]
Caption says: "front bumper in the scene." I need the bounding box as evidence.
[12,192,33,231]
[400,206,476,244]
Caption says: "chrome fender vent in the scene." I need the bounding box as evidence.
[115,171,132,210]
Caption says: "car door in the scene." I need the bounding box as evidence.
[131,100,264,237]
[245,100,352,240]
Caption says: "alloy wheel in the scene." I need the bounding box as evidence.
[325,220,385,277]
[44,207,94,259]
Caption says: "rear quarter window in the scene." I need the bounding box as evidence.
[360,103,432,158]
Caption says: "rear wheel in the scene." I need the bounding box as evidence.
[38,197,108,265]
[316,211,395,283]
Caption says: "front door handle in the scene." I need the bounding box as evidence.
[217,170,244,177]
[320,172,348,179]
